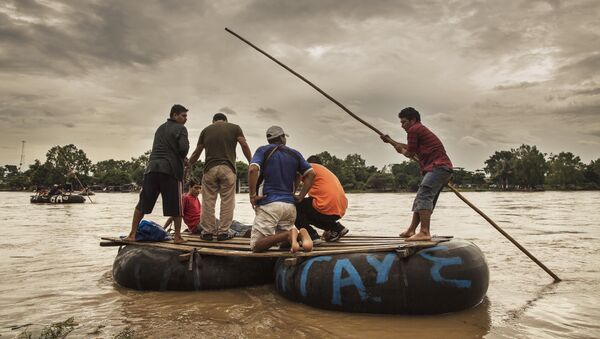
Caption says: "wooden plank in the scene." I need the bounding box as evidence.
[101,236,439,258]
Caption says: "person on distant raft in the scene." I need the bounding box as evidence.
[248,126,316,253]
[380,107,453,241]
[164,179,202,234]
[124,104,190,243]
[187,113,252,241]
[295,155,349,243]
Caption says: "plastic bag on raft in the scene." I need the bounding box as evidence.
[135,220,172,241]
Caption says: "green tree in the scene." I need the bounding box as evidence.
[484,150,515,189]
[511,144,546,189]
[2,164,28,189]
[390,161,421,191]
[366,172,396,191]
[583,158,600,188]
[46,144,92,176]
[236,161,249,185]
[25,159,53,187]
[546,152,585,189]
[451,168,486,187]
[128,151,151,185]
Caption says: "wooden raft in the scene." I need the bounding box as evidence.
[100,234,451,260]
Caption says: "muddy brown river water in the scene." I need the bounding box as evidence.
[1,191,599,338]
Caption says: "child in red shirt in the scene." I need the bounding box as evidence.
[164,180,202,233]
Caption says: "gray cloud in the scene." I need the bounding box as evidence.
[256,107,283,120]
[494,82,540,91]
[1,0,600,170]
[218,107,238,115]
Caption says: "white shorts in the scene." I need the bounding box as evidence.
[250,202,297,249]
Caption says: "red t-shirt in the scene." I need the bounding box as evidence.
[406,122,453,173]
[182,194,202,233]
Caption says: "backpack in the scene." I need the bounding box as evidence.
[135,220,172,241]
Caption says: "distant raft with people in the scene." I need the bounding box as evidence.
[30,194,86,204]
[274,238,489,314]
[101,235,488,314]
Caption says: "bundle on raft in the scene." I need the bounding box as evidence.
[100,235,488,314]
[30,194,86,204]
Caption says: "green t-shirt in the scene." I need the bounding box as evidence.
[198,122,243,173]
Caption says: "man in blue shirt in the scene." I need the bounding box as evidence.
[248,126,316,253]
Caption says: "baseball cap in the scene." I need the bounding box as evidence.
[266,126,289,140]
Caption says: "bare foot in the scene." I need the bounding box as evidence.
[298,229,313,252]
[290,228,301,253]
[399,230,415,238]
[173,235,187,244]
[406,231,431,242]
[123,234,136,242]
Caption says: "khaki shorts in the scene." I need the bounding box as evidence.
[251,202,297,249]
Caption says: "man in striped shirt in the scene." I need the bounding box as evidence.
[381,107,453,241]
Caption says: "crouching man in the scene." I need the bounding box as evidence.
[248,126,316,253]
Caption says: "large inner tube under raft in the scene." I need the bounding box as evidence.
[113,246,276,291]
[274,239,489,314]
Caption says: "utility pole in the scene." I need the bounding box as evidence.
[18,140,25,171]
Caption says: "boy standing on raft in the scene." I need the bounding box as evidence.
[248,126,316,253]
[380,107,453,241]
[125,104,190,243]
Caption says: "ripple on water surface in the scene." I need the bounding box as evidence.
[1,191,599,338]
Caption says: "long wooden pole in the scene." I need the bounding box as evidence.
[446,184,560,281]
[225,28,385,136]
[225,27,561,282]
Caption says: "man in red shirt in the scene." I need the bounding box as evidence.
[381,107,453,241]
[164,179,202,234]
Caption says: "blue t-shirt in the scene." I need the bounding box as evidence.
[250,144,312,206]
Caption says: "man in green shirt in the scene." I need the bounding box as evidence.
[187,113,252,241]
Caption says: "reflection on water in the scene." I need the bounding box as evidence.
[1,191,599,338]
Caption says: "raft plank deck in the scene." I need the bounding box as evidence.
[100,234,449,258]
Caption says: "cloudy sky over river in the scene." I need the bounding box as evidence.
[1,0,599,170]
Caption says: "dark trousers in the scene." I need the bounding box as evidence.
[295,198,343,240]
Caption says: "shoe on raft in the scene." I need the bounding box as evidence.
[200,233,213,241]
[312,238,324,246]
[216,232,234,241]
[324,226,349,242]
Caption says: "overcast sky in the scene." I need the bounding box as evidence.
[1,0,599,171]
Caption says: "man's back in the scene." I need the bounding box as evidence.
[146,119,189,180]
[199,122,243,173]
[251,145,312,206]
[309,164,348,217]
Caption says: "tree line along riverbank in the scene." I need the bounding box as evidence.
[1,144,599,192]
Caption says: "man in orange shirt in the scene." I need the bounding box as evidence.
[295,155,349,242]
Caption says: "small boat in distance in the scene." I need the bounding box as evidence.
[30,194,86,204]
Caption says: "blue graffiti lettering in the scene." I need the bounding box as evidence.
[300,256,332,297]
[332,258,368,306]
[366,253,396,284]
[419,246,471,288]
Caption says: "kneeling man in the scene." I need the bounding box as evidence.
[249,126,316,253]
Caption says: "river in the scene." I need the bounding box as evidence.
[0,191,599,338]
